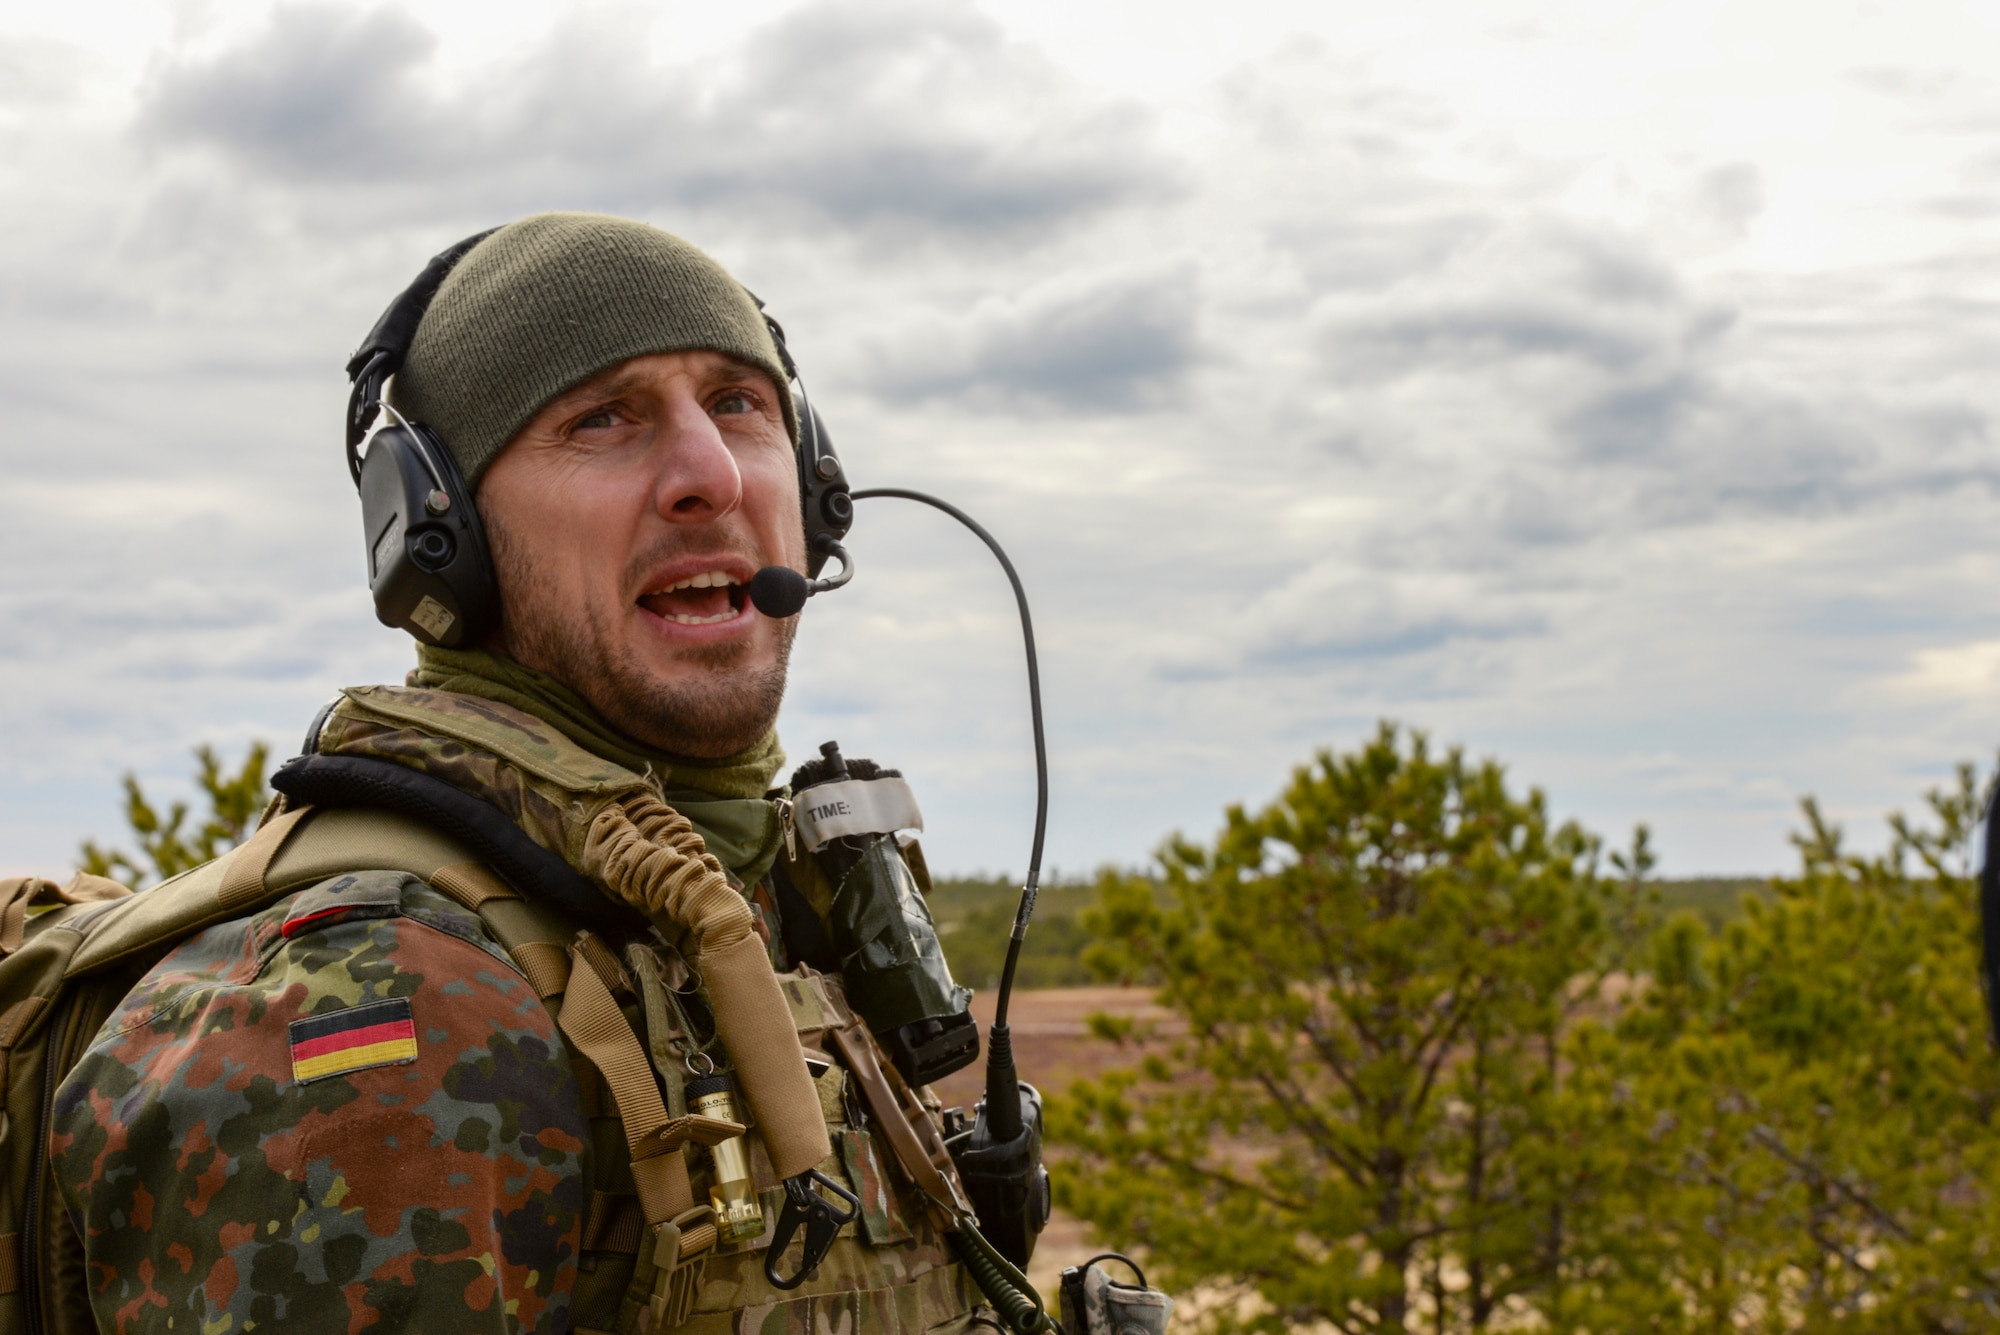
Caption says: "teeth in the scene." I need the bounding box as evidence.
[659,570,733,593]
[639,568,744,624]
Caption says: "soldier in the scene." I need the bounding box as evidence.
[47,213,984,1334]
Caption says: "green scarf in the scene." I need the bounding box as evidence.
[410,645,788,884]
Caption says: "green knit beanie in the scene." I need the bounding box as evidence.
[390,212,797,489]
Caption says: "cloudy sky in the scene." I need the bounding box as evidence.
[4,0,1999,880]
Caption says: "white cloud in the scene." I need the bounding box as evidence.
[1889,640,2000,702]
[5,0,2000,880]
[135,0,1180,240]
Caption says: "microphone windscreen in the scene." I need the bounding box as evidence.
[748,566,810,619]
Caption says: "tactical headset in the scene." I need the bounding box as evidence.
[343,229,854,647]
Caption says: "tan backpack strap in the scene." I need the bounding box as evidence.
[421,861,568,998]
[695,931,831,1179]
[830,1023,972,1228]
[510,941,572,1000]
[0,874,129,956]
[4,879,54,955]
[574,933,633,997]
[556,935,733,1246]
[557,936,735,1328]
[217,805,314,912]
[428,861,517,911]
[61,872,131,906]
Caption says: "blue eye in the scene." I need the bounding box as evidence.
[576,410,615,430]
[713,393,752,415]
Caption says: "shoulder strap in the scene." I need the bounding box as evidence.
[273,753,646,934]
[67,804,479,977]
[217,805,314,911]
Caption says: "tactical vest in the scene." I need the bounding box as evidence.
[0,691,984,1335]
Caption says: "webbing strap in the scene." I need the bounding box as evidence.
[556,940,711,1228]
[428,861,517,911]
[0,1232,16,1295]
[511,941,572,999]
[575,932,632,996]
[217,805,313,912]
[696,932,831,1179]
[830,1023,970,1228]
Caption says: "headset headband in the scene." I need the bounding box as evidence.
[343,228,499,482]
[344,233,825,483]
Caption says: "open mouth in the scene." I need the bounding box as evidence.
[637,569,750,626]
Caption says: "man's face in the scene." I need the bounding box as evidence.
[476,349,805,758]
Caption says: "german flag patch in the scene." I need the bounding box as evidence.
[289,997,419,1083]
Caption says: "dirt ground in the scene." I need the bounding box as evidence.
[928,987,1180,1301]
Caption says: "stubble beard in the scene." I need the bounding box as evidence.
[486,511,795,759]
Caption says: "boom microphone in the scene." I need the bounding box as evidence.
[748,567,811,618]
[748,540,854,619]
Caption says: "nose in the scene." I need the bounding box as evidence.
[653,393,744,523]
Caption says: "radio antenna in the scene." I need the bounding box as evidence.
[850,488,1046,1144]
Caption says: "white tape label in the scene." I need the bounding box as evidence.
[409,595,456,640]
[793,776,924,852]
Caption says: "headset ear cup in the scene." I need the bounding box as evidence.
[346,227,503,642]
[793,390,853,579]
[356,424,499,647]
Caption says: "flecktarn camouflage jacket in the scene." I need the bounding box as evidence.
[48,686,978,1335]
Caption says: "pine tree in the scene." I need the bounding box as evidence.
[79,742,271,889]
[1577,766,2000,1332]
[1050,724,1649,1334]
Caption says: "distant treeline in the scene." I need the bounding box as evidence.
[928,871,1774,990]
[926,875,1101,991]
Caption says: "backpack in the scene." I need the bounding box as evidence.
[0,800,983,1335]
[0,802,573,1334]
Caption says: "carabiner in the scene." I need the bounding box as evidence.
[763,1168,861,1290]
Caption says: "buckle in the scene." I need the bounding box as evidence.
[647,1204,718,1328]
